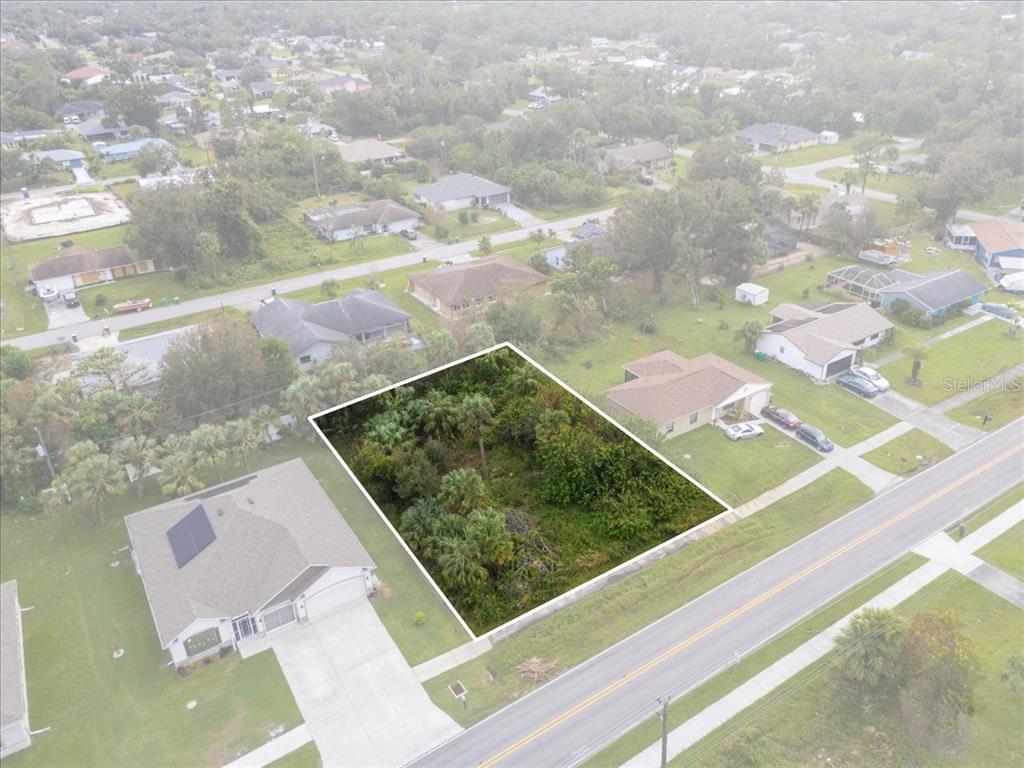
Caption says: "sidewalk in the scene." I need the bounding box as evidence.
[622,501,1023,768]
[221,725,312,768]
[413,637,492,682]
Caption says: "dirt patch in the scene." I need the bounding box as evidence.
[1,191,132,242]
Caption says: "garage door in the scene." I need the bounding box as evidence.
[825,355,854,378]
[304,576,367,619]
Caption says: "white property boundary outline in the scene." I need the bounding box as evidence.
[308,341,735,642]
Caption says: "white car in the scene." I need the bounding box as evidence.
[850,364,890,391]
[725,423,764,441]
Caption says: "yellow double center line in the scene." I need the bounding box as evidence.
[479,443,1023,768]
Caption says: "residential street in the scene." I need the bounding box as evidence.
[407,420,1024,768]
[4,208,614,351]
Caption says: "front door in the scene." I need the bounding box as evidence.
[232,614,258,641]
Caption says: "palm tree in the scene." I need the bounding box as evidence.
[437,536,486,591]
[840,168,858,195]
[796,193,820,231]
[834,608,905,703]
[68,454,127,526]
[904,344,929,385]
[458,394,493,477]
[882,144,900,177]
[189,423,228,482]
[438,468,488,514]
[116,394,156,439]
[160,451,205,498]
[733,321,764,354]
[114,435,158,498]
[466,508,513,567]
[224,418,262,474]
[478,235,493,255]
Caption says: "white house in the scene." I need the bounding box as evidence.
[125,459,376,666]
[756,302,893,381]
[734,282,769,306]
[819,130,840,145]
[302,199,420,242]
[0,581,31,759]
[413,173,510,212]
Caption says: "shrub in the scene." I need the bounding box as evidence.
[433,224,450,240]
[639,317,657,335]
[889,298,910,316]
[458,210,469,226]
[902,307,926,327]
[94,293,107,306]
[470,210,480,222]
[413,611,427,626]
[718,320,730,331]
[0,345,33,380]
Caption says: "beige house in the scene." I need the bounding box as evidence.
[28,245,155,296]
[407,256,547,320]
[606,350,772,438]
[604,141,673,173]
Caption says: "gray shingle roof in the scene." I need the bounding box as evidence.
[251,289,411,355]
[765,302,893,365]
[608,141,672,165]
[408,255,547,305]
[306,199,418,232]
[414,173,508,204]
[125,459,375,647]
[877,269,988,311]
[28,244,145,282]
[0,580,27,729]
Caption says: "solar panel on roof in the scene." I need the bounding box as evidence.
[166,505,216,568]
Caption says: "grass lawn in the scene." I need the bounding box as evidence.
[115,307,248,341]
[901,233,989,282]
[946,376,1023,431]
[659,425,822,506]
[976,521,1024,581]
[878,319,1023,406]
[1,226,129,339]
[95,160,136,179]
[528,185,631,222]
[0,482,304,768]
[677,574,1024,768]
[546,256,898,450]
[471,235,561,263]
[424,468,873,726]
[437,209,516,241]
[763,136,867,168]
[176,141,211,167]
[266,742,322,768]
[861,428,954,475]
[580,553,926,768]
[946,482,1024,538]
[817,166,916,197]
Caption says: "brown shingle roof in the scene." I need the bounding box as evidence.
[608,350,770,425]
[28,244,144,282]
[408,255,547,306]
[970,219,1024,254]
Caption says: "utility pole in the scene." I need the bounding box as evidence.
[33,427,56,483]
[658,695,671,768]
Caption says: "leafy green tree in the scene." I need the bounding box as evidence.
[478,235,493,255]
[73,347,148,392]
[461,322,496,355]
[733,321,763,353]
[425,329,459,368]
[0,345,33,380]
[438,467,488,514]
[133,142,175,177]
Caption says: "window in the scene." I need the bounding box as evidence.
[689,412,698,424]
[665,421,674,433]
[262,603,297,633]
[299,355,312,364]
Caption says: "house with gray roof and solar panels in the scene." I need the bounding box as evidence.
[251,288,413,370]
[125,459,376,666]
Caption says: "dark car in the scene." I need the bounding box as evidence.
[400,229,418,241]
[62,291,80,308]
[638,174,655,186]
[837,372,880,398]
[795,423,834,452]
[761,404,801,430]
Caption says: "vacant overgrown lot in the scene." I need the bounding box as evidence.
[316,345,722,634]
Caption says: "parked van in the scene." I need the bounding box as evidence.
[795,423,834,452]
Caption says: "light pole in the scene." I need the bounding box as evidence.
[657,695,671,768]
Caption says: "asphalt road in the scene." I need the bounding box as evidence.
[5,207,614,351]
[408,419,1024,768]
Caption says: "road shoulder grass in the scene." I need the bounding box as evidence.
[975,520,1024,582]
[423,468,873,726]
[861,427,954,475]
[946,376,1023,431]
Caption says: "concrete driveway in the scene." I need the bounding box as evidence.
[44,298,89,329]
[269,598,461,768]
